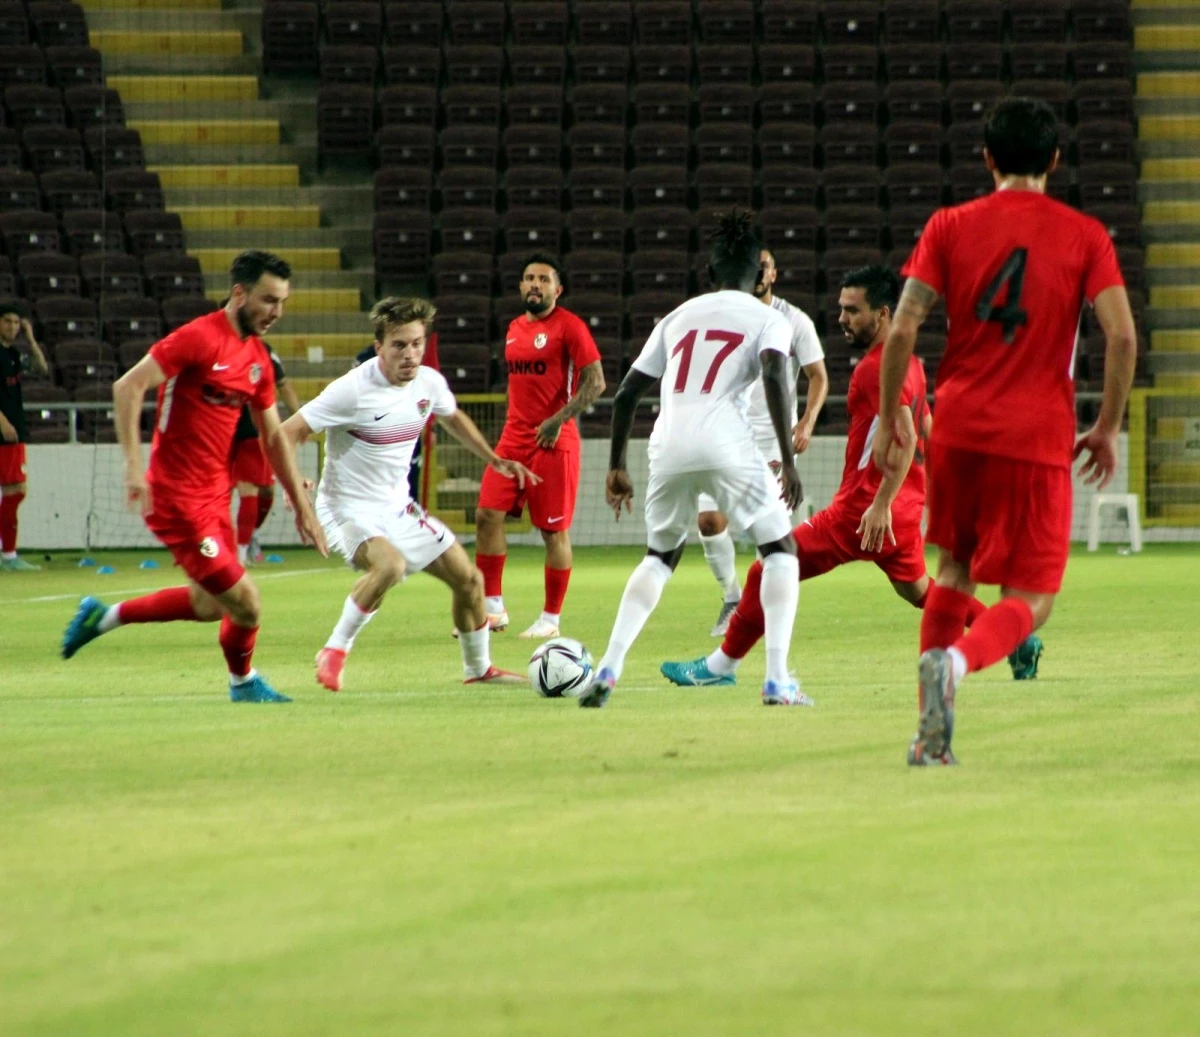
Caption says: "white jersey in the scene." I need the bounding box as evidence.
[300,360,456,516]
[744,295,824,445]
[631,289,792,473]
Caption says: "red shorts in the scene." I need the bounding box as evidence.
[145,497,244,595]
[795,504,928,585]
[477,433,581,533]
[0,443,27,485]
[925,443,1072,594]
[230,437,274,487]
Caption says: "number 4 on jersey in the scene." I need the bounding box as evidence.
[671,330,744,393]
[975,247,1028,344]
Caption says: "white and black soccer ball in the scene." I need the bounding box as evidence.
[528,637,594,698]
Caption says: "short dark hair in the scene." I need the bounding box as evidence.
[229,249,291,290]
[707,208,762,288]
[520,252,565,287]
[841,266,901,312]
[983,98,1059,177]
[0,301,22,320]
[370,296,437,340]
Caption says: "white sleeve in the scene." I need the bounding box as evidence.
[631,320,668,378]
[791,311,825,367]
[430,370,457,417]
[756,310,792,358]
[298,371,360,433]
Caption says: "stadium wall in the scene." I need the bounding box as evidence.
[21,435,1194,550]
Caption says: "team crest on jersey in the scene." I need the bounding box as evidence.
[533,333,548,349]
[198,537,219,558]
[417,398,430,416]
[768,460,783,476]
[248,363,262,385]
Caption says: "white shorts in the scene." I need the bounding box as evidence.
[647,455,794,553]
[317,497,455,572]
[698,437,788,514]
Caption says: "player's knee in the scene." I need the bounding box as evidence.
[462,565,484,600]
[697,512,726,537]
[378,556,407,588]
[1030,595,1055,629]
[227,585,261,626]
[475,508,503,532]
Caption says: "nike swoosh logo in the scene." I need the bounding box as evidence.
[546,515,564,523]
[212,363,230,370]
[505,338,516,344]
[374,413,389,421]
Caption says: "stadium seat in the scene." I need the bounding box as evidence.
[949,164,994,203]
[80,252,143,297]
[63,86,123,130]
[122,210,185,255]
[568,123,626,168]
[143,253,203,299]
[0,129,21,170]
[504,207,563,254]
[324,2,383,47]
[35,294,97,343]
[1085,204,1142,246]
[446,1,505,43]
[261,2,319,76]
[319,45,379,86]
[635,2,692,44]
[378,85,436,127]
[1076,80,1135,125]
[0,2,31,46]
[883,122,944,167]
[0,256,14,297]
[632,83,690,124]
[506,165,563,209]
[372,211,432,279]
[382,44,440,86]
[625,163,690,212]
[885,81,944,125]
[627,292,679,338]
[758,44,817,83]
[633,45,692,84]
[825,205,885,250]
[506,86,564,126]
[376,125,435,168]
[817,124,877,167]
[947,81,1005,123]
[105,170,164,212]
[697,84,754,124]
[508,46,567,87]
[83,127,143,173]
[695,163,753,208]
[760,167,820,208]
[495,253,530,295]
[631,207,692,252]
[571,45,631,84]
[945,0,1004,42]
[0,171,41,212]
[440,126,499,168]
[758,123,817,169]
[39,169,100,215]
[885,0,939,43]
[433,294,491,345]
[567,208,627,252]
[569,292,623,340]
[432,251,493,296]
[509,3,569,44]
[567,167,622,209]
[1078,163,1138,207]
[889,205,937,252]
[1077,120,1136,164]
[760,0,817,43]
[444,45,504,86]
[694,124,753,165]
[317,86,375,157]
[574,2,632,46]
[1,210,60,257]
[439,207,498,254]
[758,83,815,124]
[54,338,116,390]
[18,253,80,301]
[948,121,986,167]
[1012,44,1069,81]
[760,207,819,251]
[1010,80,1071,123]
[821,82,881,126]
[571,84,627,125]
[101,295,161,345]
[629,248,689,295]
[383,2,442,46]
[45,46,103,88]
[1073,0,1130,43]
[566,249,625,295]
[883,43,942,83]
[62,210,123,254]
[770,249,819,296]
[697,0,753,42]
[28,2,89,47]
[117,337,154,370]
[1009,0,1067,43]
[823,45,879,83]
[696,45,754,85]
[885,164,945,209]
[823,167,881,208]
[503,126,562,167]
[946,43,1003,82]
[1074,43,1131,81]
[439,166,498,210]
[4,85,66,130]
[822,2,879,44]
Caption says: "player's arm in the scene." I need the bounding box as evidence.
[276,376,301,416]
[874,277,938,477]
[794,358,828,453]
[762,349,803,511]
[1075,285,1138,489]
[19,318,49,376]
[536,360,606,449]
[438,409,538,489]
[0,411,18,443]
[256,405,328,555]
[112,353,168,514]
[858,405,918,552]
[605,367,657,519]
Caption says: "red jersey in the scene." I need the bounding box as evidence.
[833,343,928,521]
[903,190,1123,468]
[501,305,601,448]
[148,311,276,509]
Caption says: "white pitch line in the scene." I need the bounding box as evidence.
[7,566,334,605]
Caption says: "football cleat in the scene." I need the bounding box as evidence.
[761,679,814,707]
[1008,635,1044,681]
[916,648,956,759]
[230,674,291,703]
[578,667,616,708]
[315,647,347,692]
[61,596,108,659]
[660,657,737,687]
[517,617,560,640]
[248,533,265,564]
[463,665,527,685]
[709,599,739,637]
[906,735,959,767]
[451,610,509,639]
[1,555,41,571]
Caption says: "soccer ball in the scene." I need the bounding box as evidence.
[528,637,594,698]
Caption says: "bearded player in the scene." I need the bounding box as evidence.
[875,99,1137,765]
[61,250,327,703]
[662,266,1043,697]
[473,253,605,640]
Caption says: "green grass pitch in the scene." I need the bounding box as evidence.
[1,543,1197,1036]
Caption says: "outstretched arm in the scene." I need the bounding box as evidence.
[874,277,937,476]
[537,360,606,449]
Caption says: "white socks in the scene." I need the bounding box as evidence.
[705,648,740,676]
[485,595,505,614]
[760,552,800,684]
[539,611,560,627]
[459,622,491,679]
[237,544,249,563]
[326,595,376,651]
[947,646,968,684]
[597,555,673,681]
[699,529,741,603]
[98,605,122,633]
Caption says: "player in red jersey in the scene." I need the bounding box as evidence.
[61,250,328,702]
[873,99,1138,765]
[661,266,1038,694]
[474,253,605,639]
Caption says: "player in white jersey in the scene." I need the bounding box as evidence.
[278,297,537,692]
[697,246,829,636]
[578,211,806,709]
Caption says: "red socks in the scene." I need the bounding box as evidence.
[117,587,199,624]
[0,491,23,553]
[544,566,571,615]
[954,598,1034,675]
[255,492,274,530]
[236,496,257,548]
[919,585,974,653]
[721,560,765,660]
[916,586,987,629]
[219,616,258,677]
[476,552,506,598]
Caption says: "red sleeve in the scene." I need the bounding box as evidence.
[1083,219,1125,303]
[253,351,276,411]
[564,313,602,369]
[424,332,440,371]
[901,208,950,297]
[149,324,209,379]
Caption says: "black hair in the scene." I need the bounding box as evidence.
[983,98,1059,177]
[707,208,762,289]
[520,252,565,287]
[841,266,901,313]
[0,301,22,320]
[229,249,292,289]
